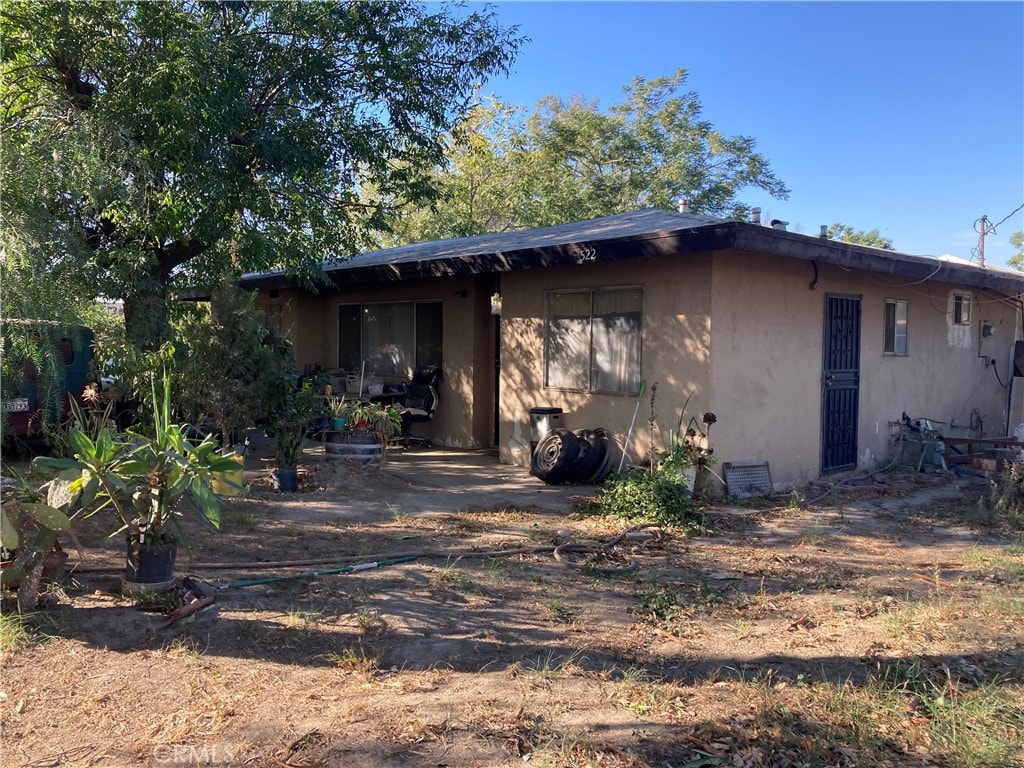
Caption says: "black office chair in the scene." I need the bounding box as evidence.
[392,366,442,449]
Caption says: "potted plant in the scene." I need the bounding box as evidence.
[35,369,238,592]
[325,401,402,466]
[272,421,306,492]
[660,405,717,494]
[335,400,401,435]
[328,396,348,431]
[266,367,326,492]
[369,404,402,442]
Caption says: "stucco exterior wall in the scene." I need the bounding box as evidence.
[257,244,1019,483]
[709,250,1020,484]
[708,252,826,484]
[497,254,714,466]
[851,270,1016,467]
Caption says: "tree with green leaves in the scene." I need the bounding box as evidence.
[0,249,120,437]
[1,1,519,350]
[170,280,279,448]
[1009,231,1024,270]
[525,70,790,223]
[826,223,895,250]
[388,69,789,242]
[384,98,535,243]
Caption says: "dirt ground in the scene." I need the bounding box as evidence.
[2,440,1022,768]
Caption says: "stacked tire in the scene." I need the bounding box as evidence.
[532,427,614,484]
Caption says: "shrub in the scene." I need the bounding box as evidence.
[595,468,695,526]
[990,463,1024,529]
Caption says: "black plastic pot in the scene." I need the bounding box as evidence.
[124,540,177,585]
[272,467,299,493]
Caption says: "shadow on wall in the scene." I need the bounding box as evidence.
[498,308,712,468]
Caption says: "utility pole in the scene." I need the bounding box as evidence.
[979,215,988,268]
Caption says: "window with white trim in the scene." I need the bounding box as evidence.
[883,299,908,356]
[544,287,642,394]
[952,293,971,326]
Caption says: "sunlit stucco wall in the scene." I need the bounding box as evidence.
[256,249,1020,479]
[709,249,1020,485]
[497,254,714,467]
[708,252,827,485]
[850,268,1018,472]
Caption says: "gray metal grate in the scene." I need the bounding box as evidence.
[723,461,773,498]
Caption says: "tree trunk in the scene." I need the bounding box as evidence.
[123,279,171,352]
[14,527,53,612]
[17,558,44,613]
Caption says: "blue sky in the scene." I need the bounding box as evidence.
[477,1,1024,267]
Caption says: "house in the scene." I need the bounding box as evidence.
[240,209,1024,486]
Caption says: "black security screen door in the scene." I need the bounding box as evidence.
[821,294,861,473]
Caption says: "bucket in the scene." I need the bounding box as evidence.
[325,431,383,467]
[529,407,564,454]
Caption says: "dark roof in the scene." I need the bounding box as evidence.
[239,209,1024,294]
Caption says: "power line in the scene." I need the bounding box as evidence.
[976,202,1024,235]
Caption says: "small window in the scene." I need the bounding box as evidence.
[952,293,971,326]
[544,287,642,394]
[883,300,908,356]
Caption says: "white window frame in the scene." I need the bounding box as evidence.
[952,292,972,326]
[883,299,908,356]
[543,286,643,395]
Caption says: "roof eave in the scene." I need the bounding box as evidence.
[312,223,738,286]
[732,224,1023,293]
[238,218,1024,295]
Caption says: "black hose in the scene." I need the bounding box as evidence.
[65,524,663,578]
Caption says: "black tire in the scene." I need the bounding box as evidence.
[587,428,615,483]
[570,428,604,482]
[532,428,580,484]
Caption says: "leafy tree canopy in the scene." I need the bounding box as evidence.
[826,223,894,250]
[386,69,789,243]
[1009,231,1024,271]
[1,1,520,349]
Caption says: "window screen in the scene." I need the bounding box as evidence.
[338,301,443,377]
[545,287,642,394]
[953,294,971,326]
[883,299,908,355]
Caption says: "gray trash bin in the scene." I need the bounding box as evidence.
[529,407,563,454]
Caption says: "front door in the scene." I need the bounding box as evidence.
[821,294,861,473]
